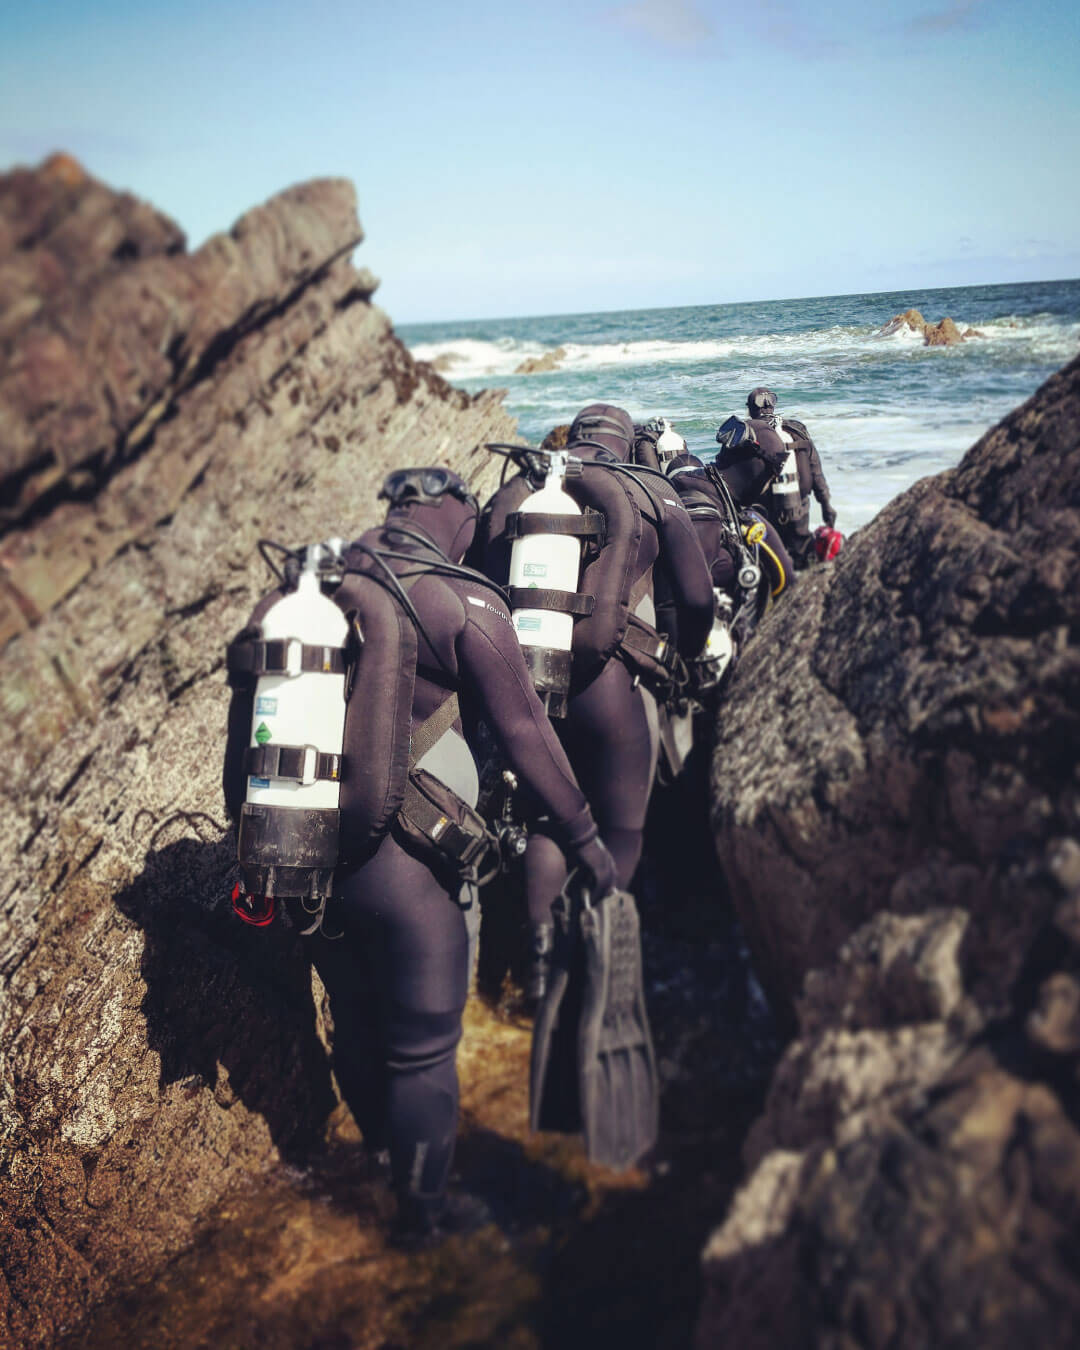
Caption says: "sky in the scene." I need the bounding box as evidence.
[2,0,1079,323]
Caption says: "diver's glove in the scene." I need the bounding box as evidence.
[572,836,618,899]
[822,502,837,528]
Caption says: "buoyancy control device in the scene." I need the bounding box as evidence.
[766,419,802,521]
[228,540,350,920]
[507,450,590,718]
[224,532,501,927]
[484,444,685,705]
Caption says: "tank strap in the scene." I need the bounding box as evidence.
[244,744,343,784]
[504,509,606,543]
[227,637,347,679]
[508,586,596,617]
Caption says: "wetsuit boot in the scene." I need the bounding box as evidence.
[390,1189,495,1251]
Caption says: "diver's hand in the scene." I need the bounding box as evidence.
[822,503,837,528]
[572,836,618,899]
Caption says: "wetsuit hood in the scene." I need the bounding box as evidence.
[568,403,635,462]
[385,494,478,564]
[747,387,777,416]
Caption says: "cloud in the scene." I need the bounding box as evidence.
[751,1,850,58]
[901,0,991,35]
[606,0,714,51]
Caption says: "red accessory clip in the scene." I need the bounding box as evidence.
[231,881,276,927]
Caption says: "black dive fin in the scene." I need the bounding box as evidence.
[529,887,584,1134]
[579,889,660,1169]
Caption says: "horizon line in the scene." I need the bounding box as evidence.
[394,274,1080,330]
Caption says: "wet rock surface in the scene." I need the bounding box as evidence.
[879,307,981,345]
[515,346,566,375]
[700,355,1080,1346]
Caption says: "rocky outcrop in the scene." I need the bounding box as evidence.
[540,423,571,450]
[699,354,1080,1346]
[514,345,566,375]
[880,307,981,345]
[0,159,514,1348]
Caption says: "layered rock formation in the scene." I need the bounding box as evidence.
[699,356,1080,1346]
[0,159,513,1347]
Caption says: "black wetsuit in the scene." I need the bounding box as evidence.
[477,405,714,920]
[710,421,796,590]
[226,493,609,1218]
[757,417,835,567]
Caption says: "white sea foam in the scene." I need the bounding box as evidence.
[409,314,1079,383]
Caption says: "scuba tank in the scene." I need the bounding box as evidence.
[655,418,687,469]
[768,421,802,518]
[508,450,585,718]
[233,539,350,922]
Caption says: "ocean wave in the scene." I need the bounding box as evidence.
[409,314,1079,381]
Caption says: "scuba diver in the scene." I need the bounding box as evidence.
[475,405,713,1000]
[223,467,615,1247]
[742,387,837,568]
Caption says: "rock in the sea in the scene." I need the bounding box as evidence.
[514,345,566,375]
[699,354,1080,1347]
[879,308,978,345]
[879,307,926,337]
[923,315,964,345]
[0,159,514,1348]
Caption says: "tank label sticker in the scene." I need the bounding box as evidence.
[249,776,271,789]
[523,562,548,578]
[515,616,542,632]
[255,696,278,715]
[255,722,272,745]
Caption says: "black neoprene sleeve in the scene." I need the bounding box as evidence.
[456,604,596,847]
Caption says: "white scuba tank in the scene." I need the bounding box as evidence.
[509,451,583,718]
[656,418,687,467]
[701,589,735,681]
[246,544,349,813]
[769,421,801,511]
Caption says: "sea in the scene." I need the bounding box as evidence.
[400,279,1080,534]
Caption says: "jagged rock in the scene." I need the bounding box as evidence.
[541,423,571,450]
[797,909,970,1036]
[879,307,978,346]
[924,315,964,346]
[712,352,1080,1021]
[699,1049,1080,1350]
[879,307,926,337]
[514,345,566,375]
[0,161,514,1347]
[700,356,1080,1346]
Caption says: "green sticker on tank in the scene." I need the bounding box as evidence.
[516,616,542,632]
[255,722,272,745]
[523,562,548,578]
